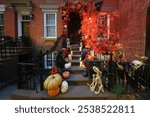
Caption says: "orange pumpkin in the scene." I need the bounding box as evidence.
[48,87,60,97]
[87,55,94,60]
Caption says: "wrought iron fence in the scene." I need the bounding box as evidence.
[16,34,66,92]
[0,36,18,59]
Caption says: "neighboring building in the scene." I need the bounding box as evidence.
[0,0,150,62]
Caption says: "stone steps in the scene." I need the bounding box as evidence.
[72,50,81,55]
[69,66,84,74]
[65,74,90,85]
[71,60,80,66]
[68,44,88,84]
[72,55,81,60]
[10,44,120,100]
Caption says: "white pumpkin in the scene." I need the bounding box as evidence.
[61,81,69,93]
[64,62,71,69]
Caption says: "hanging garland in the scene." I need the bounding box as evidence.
[61,0,121,54]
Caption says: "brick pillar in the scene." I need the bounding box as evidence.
[4,7,18,39]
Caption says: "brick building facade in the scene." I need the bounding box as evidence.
[0,0,150,60]
[119,0,149,60]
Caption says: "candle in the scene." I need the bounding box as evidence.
[80,61,82,67]
[79,47,82,51]
[71,51,73,55]
[68,54,72,61]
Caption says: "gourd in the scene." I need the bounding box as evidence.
[62,71,70,79]
[64,62,71,69]
[43,73,62,90]
[48,87,60,97]
[61,81,68,93]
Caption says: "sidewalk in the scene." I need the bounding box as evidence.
[0,83,17,100]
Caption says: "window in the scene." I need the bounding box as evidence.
[44,51,58,69]
[44,12,57,38]
[97,13,110,39]
[0,13,4,36]
[22,15,30,21]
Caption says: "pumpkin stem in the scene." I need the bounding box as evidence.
[52,76,55,79]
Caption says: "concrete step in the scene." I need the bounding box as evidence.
[72,50,81,55]
[71,60,80,66]
[69,66,84,74]
[71,46,79,51]
[71,44,80,47]
[65,74,90,85]
[11,85,118,100]
[72,55,81,60]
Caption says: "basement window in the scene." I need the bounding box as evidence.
[44,12,57,39]
[44,51,58,69]
[0,13,4,36]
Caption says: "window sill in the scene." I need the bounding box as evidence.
[44,38,57,41]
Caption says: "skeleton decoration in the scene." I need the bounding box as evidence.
[87,66,104,95]
[132,60,143,70]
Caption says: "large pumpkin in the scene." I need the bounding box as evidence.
[43,73,62,90]
[48,87,60,97]
[62,71,70,79]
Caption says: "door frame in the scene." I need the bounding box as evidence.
[18,12,30,37]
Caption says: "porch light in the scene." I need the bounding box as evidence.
[30,11,34,19]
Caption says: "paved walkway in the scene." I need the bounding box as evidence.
[0,83,17,100]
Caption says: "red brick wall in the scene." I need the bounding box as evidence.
[102,0,118,10]
[119,0,149,60]
[0,0,5,4]
[4,7,17,39]
[30,3,44,49]
[30,0,63,50]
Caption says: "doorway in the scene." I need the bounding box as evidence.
[68,12,81,44]
[145,7,150,57]
[22,21,30,37]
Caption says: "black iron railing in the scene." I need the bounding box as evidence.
[0,37,18,59]
[17,34,66,92]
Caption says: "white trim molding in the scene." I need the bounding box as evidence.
[0,5,6,12]
[44,12,57,39]
[40,4,59,12]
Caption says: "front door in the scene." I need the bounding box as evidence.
[68,12,81,44]
[22,21,30,37]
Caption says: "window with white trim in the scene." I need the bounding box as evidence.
[44,51,58,69]
[44,12,57,38]
[0,13,4,36]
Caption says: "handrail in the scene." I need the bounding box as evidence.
[46,34,66,54]
[0,38,17,59]
[0,39,14,45]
